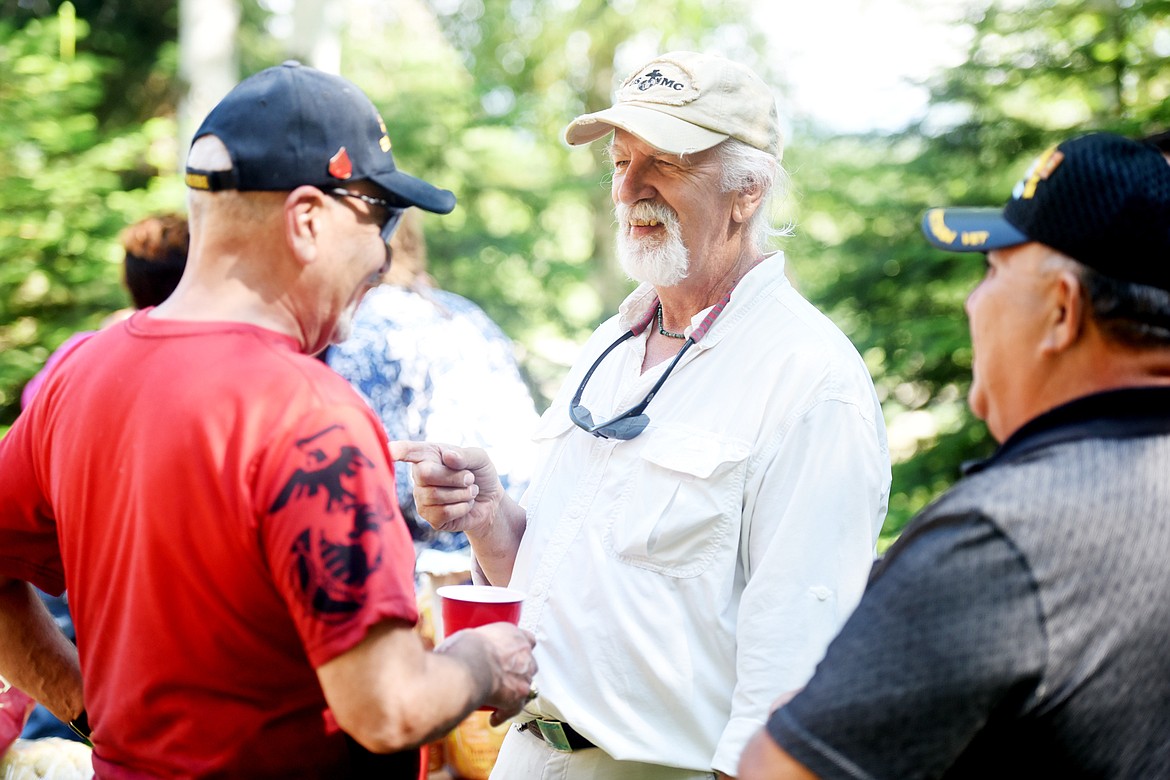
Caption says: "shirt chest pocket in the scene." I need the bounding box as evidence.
[603,427,751,578]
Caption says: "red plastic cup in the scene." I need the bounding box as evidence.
[437,584,525,636]
[437,585,527,713]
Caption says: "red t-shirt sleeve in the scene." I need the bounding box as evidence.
[0,405,65,595]
[257,404,419,669]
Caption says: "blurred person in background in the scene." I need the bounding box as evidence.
[739,132,1170,779]
[324,209,539,555]
[398,51,890,779]
[0,62,536,778]
[20,212,188,409]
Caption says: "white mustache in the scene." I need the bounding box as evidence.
[614,201,689,287]
[617,201,677,229]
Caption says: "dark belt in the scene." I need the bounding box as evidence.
[519,718,596,752]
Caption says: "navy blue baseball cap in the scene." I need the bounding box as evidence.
[185,61,456,215]
[921,132,1170,290]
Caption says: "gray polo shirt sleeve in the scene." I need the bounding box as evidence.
[765,511,1046,780]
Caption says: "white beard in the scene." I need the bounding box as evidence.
[615,202,689,287]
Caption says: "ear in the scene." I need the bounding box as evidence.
[731,182,765,225]
[284,186,328,265]
[1041,268,1086,355]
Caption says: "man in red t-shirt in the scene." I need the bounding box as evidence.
[0,62,537,778]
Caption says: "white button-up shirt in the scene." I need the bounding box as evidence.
[511,253,890,774]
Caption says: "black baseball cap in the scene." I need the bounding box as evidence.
[921,132,1170,290]
[185,61,456,215]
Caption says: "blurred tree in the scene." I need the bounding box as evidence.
[0,0,182,126]
[782,0,1170,544]
[0,0,771,415]
[0,0,273,431]
[4,0,1167,537]
[178,0,240,163]
[0,8,185,429]
[339,0,767,403]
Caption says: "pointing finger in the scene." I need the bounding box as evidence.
[388,440,444,464]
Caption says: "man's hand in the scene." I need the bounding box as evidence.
[319,617,536,752]
[390,442,504,537]
[435,622,538,727]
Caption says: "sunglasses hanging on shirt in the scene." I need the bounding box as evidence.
[568,257,763,440]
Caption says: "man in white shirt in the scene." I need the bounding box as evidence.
[395,51,890,779]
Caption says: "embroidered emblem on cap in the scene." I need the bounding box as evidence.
[328,147,353,179]
[927,210,958,245]
[926,210,992,248]
[185,172,210,191]
[617,60,701,106]
[376,116,392,153]
[1013,147,1065,200]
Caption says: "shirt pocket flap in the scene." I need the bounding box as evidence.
[638,427,751,480]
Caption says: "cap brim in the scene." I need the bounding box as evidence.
[564,104,728,155]
[370,169,457,215]
[921,207,1030,253]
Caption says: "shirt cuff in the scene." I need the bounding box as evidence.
[711,714,762,776]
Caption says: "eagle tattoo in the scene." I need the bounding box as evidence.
[271,425,390,622]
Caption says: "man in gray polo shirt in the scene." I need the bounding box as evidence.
[739,131,1170,779]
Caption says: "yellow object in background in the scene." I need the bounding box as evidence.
[415,557,479,777]
[444,710,508,780]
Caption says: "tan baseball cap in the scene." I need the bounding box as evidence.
[564,51,782,160]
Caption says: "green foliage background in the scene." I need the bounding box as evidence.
[0,7,185,422]
[2,0,1168,547]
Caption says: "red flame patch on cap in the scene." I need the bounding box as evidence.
[329,147,353,180]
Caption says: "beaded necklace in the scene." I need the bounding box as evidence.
[656,303,687,339]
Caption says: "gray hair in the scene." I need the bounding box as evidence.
[1076,263,1170,349]
[715,138,792,249]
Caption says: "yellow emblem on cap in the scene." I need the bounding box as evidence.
[1016,146,1065,200]
[185,172,210,190]
[961,230,990,247]
[377,115,392,153]
[928,210,958,245]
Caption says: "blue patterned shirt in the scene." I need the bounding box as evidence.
[326,285,539,552]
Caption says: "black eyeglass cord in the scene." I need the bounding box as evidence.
[569,254,768,440]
